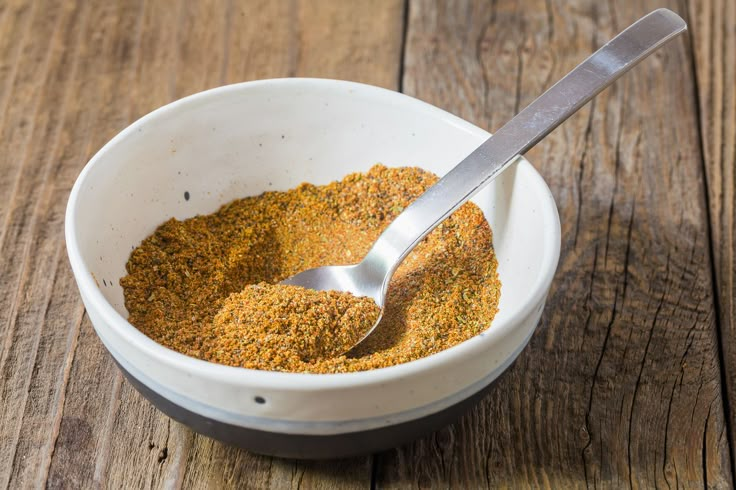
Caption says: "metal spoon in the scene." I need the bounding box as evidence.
[281,8,687,350]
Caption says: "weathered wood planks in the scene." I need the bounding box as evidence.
[689,0,736,477]
[0,0,733,488]
[376,0,731,487]
[0,1,403,488]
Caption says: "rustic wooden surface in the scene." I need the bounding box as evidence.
[689,0,736,478]
[0,0,733,488]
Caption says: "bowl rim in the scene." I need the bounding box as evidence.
[65,77,561,391]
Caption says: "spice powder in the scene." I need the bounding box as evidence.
[121,164,501,373]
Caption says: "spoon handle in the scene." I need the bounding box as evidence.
[361,8,686,291]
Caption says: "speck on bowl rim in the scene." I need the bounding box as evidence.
[64,78,561,453]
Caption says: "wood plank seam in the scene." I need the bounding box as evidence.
[680,1,736,485]
[396,0,410,92]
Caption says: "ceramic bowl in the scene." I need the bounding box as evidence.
[65,78,560,459]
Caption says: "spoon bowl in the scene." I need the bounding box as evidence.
[282,262,383,306]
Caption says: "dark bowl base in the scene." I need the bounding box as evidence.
[116,361,507,459]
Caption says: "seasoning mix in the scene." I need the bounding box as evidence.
[121,165,501,373]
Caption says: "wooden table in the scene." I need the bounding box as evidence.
[0,1,734,488]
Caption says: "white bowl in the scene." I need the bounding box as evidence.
[65,78,560,458]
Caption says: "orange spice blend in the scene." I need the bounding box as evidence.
[120,165,501,373]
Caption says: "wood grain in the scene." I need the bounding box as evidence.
[0,0,733,488]
[375,0,732,487]
[0,0,403,488]
[688,0,736,475]
[0,2,93,487]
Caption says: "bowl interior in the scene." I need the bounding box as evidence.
[70,79,557,339]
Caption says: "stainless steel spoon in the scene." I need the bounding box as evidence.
[281,8,687,350]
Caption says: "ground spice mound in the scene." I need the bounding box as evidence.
[121,164,501,373]
[205,284,380,370]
